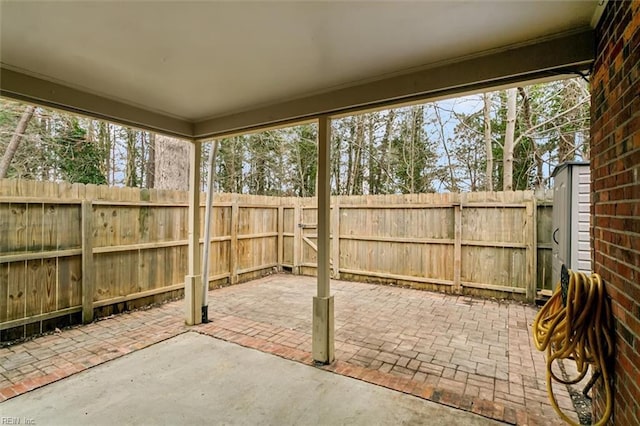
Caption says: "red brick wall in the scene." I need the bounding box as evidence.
[591,0,640,424]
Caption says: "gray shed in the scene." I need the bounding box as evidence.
[551,162,591,289]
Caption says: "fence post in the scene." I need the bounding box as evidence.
[453,202,462,294]
[526,199,537,302]
[331,197,340,279]
[81,200,94,324]
[277,204,284,272]
[230,194,239,284]
[293,198,301,275]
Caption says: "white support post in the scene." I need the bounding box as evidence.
[201,140,219,323]
[185,140,202,326]
[312,115,334,364]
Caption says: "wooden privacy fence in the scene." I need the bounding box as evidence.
[0,180,552,340]
[284,191,553,300]
[0,180,281,339]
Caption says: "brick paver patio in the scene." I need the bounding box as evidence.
[0,275,578,425]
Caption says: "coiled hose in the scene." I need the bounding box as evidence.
[532,270,613,426]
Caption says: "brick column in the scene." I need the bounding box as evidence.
[590,1,639,424]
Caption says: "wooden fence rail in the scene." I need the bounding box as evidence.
[0,180,552,340]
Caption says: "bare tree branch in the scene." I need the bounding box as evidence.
[0,105,36,179]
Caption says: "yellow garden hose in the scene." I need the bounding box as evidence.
[532,269,614,426]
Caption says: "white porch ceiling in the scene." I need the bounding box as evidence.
[0,1,600,139]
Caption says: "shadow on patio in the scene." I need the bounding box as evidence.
[0,275,577,425]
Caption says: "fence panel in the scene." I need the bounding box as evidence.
[291,191,550,299]
[0,181,285,339]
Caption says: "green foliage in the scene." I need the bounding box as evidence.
[54,119,107,185]
[0,109,16,127]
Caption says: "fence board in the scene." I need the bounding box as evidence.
[42,258,57,314]
[63,256,82,309]
[57,205,81,250]
[283,208,295,234]
[7,203,27,253]
[26,203,43,252]
[42,204,58,251]
[0,205,11,254]
[0,264,8,323]
[461,246,527,288]
[7,261,26,321]
[536,203,554,290]
[25,259,43,318]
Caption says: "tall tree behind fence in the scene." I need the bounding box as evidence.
[0,180,552,342]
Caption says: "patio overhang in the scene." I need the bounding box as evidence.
[0,0,604,360]
[192,29,594,139]
[0,1,601,140]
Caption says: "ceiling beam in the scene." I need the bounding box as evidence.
[193,29,594,139]
[0,68,194,139]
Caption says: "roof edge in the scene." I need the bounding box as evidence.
[0,67,195,140]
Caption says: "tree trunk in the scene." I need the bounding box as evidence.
[483,93,494,192]
[367,114,376,194]
[434,105,457,191]
[332,124,341,195]
[518,87,544,189]
[558,79,582,163]
[38,115,50,180]
[125,129,138,187]
[111,125,117,184]
[354,115,364,195]
[145,133,155,188]
[154,135,190,190]
[0,105,36,179]
[503,88,517,191]
[97,122,111,184]
[410,108,416,193]
[381,110,395,192]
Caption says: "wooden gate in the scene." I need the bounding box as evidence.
[294,204,339,278]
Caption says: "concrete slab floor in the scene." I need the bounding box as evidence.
[0,332,501,426]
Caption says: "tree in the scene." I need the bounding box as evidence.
[154,135,190,190]
[392,105,437,193]
[452,109,487,192]
[377,110,396,194]
[291,124,317,196]
[125,129,138,187]
[54,118,107,185]
[503,88,517,191]
[145,133,156,188]
[0,105,35,179]
[217,135,245,193]
[483,93,494,191]
[431,104,458,192]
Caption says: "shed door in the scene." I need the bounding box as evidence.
[572,165,592,273]
[552,168,570,290]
